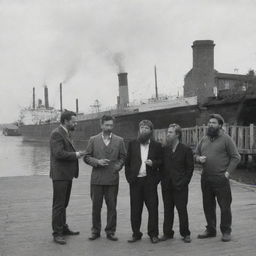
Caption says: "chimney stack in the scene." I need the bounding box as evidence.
[117,72,129,108]
[76,98,79,114]
[192,40,215,71]
[38,99,42,108]
[60,83,63,112]
[184,40,216,103]
[32,87,35,109]
[44,86,49,109]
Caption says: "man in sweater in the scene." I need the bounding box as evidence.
[160,124,194,243]
[84,115,126,241]
[195,114,241,242]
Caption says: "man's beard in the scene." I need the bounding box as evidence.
[166,137,174,146]
[207,127,219,138]
[103,130,112,135]
[138,132,151,144]
[69,125,75,131]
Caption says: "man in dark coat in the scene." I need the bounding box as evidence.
[160,124,194,243]
[50,110,86,245]
[125,120,162,244]
[84,115,126,241]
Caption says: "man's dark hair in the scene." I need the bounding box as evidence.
[168,123,182,140]
[101,115,114,124]
[139,120,154,130]
[60,110,76,124]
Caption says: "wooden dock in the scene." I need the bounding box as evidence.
[0,165,256,256]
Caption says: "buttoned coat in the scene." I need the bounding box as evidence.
[50,126,79,180]
[84,133,126,185]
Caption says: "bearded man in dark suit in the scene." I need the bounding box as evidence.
[160,124,194,243]
[125,120,162,244]
[50,110,86,245]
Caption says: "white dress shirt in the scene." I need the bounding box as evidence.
[102,133,112,146]
[137,141,150,177]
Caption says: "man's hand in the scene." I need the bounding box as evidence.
[197,156,207,163]
[224,171,230,179]
[145,159,153,167]
[77,151,87,158]
[97,159,110,166]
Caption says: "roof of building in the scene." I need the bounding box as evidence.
[215,72,254,81]
[203,93,256,106]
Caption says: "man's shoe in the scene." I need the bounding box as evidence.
[197,230,216,239]
[63,229,80,236]
[53,236,66,245]
[88,233,100,241]
[183,235,191,243]
[106,234,118,241]
[127,236,142,243]
[222,233,231,242]
[150,236,159,244]
[159,235,173,241]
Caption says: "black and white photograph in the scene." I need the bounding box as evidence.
[0,0,256,255]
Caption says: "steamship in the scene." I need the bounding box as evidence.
[20,40,256,145]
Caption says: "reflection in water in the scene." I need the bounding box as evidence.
[0,134,50,177]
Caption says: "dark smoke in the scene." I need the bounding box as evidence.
[113,52,125,73]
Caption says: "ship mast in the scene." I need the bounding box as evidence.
[154,65,159,100]
[90,99,101,113]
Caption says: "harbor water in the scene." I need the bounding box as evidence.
[0,134,50,177]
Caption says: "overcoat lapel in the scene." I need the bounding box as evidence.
[147,140,153,159]
[58,126,76,151]
[135,140,142,162]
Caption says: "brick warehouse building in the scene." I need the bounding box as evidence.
[184,40,256,125]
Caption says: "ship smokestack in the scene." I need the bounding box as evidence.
[38,99,42,108]
[44,86,49,109]
[33,87,35,109]
[117,72,129,108]
[76,98,79,114]
[60,83,63,112]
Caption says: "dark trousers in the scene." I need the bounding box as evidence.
[52,180,72,236]
[90,184,119,235]
[201,175,232,234]
[161,181,190,237]
[129,177,159,238]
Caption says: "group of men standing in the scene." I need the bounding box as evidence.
[49,111,241,245]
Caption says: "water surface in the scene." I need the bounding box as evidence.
[0,134,50,177]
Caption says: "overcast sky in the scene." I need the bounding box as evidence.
[0,0,256,123]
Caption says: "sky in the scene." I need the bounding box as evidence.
[0,0,256,123]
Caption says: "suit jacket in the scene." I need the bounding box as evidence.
[161,142,194,190]
[84,133,126,185]
[50,126,79,181]
[125,139,162,184]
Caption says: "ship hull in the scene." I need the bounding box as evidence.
[20,105,200,147]
[20,99,254,148]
